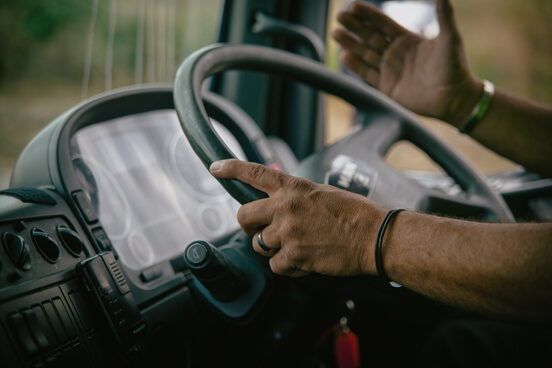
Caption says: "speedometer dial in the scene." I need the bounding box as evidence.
[169,134,228,203]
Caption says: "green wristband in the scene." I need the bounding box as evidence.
[459,80,495,134]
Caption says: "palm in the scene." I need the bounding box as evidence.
[334,0,474,122]
[379,32,467,120]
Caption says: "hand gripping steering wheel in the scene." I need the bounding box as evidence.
[174,44,513,222]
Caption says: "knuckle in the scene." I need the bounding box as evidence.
[279,197,302,215]
[236,205,256,235]
[282,247,300,264]
[282,241,305,264]
[269,257,285,275]
[248,164,266,182]
[277,173,289,188]
[286,177,314,193]
[236,206,248,225]
[281,220,302,239]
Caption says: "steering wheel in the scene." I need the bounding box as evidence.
[174,44,513,222]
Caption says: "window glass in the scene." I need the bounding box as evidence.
[0,0,223,188]
[325,0,552,174]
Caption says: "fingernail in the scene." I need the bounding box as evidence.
[210,160,224,172]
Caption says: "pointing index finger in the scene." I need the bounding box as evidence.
[210,159,287,196]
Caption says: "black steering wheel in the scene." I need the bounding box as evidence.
[174,44,513,222]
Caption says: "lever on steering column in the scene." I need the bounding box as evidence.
[183,240,269,323]
[184,240,247,302]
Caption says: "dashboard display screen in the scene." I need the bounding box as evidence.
[70,110,246,270]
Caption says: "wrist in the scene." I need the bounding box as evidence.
[458,80,495,134]
[356,202,388,275]
[443,77,484,128]
[374,209,405,283]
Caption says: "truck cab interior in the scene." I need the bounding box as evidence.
[1,1,551,367]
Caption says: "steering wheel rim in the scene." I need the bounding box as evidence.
[174,43,513,221]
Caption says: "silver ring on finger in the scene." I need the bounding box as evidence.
[257,229,273,252]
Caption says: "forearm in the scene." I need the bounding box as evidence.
[211,159,552,323]
[380,210,552,323]
[447,80,552,178]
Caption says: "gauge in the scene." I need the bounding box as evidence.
[169,134,228,203]
[169,119,248,203]
[128,232,154,268]
[195,203,228,238]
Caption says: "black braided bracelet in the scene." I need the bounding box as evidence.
[375,208,405,283]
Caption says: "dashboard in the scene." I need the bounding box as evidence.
[0,85,288,367]
[70,109,245,271]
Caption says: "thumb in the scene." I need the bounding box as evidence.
[436,0,461,39]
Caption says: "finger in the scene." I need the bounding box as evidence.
[349,1,407,39]
[379,36,409,79]
[269,251,311,277]
[253,227,280,256]
[337,12,389,53]
[436,0,461,39]
[341,51,380,87]
[332,29,382,68]
[237,198,274,235]
[210,159,288,196]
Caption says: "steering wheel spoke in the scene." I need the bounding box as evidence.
[420,190,501,220]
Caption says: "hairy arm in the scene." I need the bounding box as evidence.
[448,83,552,178]
[385,211,552,324]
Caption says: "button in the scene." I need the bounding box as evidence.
[73,191,98,224]
[57,225,84,257]
[43,301,68,343]
[52,298,77,340]
[7,313,39,356]
[22,309,50,352]
[31,228,60,263]
[31,304,58,346]
[170,254,189,273]
[14,220,27,232]
[185,242,209,266]
[2,232,32,270]
[129,320,147,340]
[93,228,113,253]
[140,267,163,283]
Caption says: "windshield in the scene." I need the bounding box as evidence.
[0,0,223,189]
[1,0,551,189]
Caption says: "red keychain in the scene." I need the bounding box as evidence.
[335,316,361,368]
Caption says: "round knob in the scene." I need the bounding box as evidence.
[2,232,32,271]
[184,241,247,302]
[185,242,209,266]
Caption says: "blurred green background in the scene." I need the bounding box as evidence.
[0,0,221,175]
[0,0,551,186]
